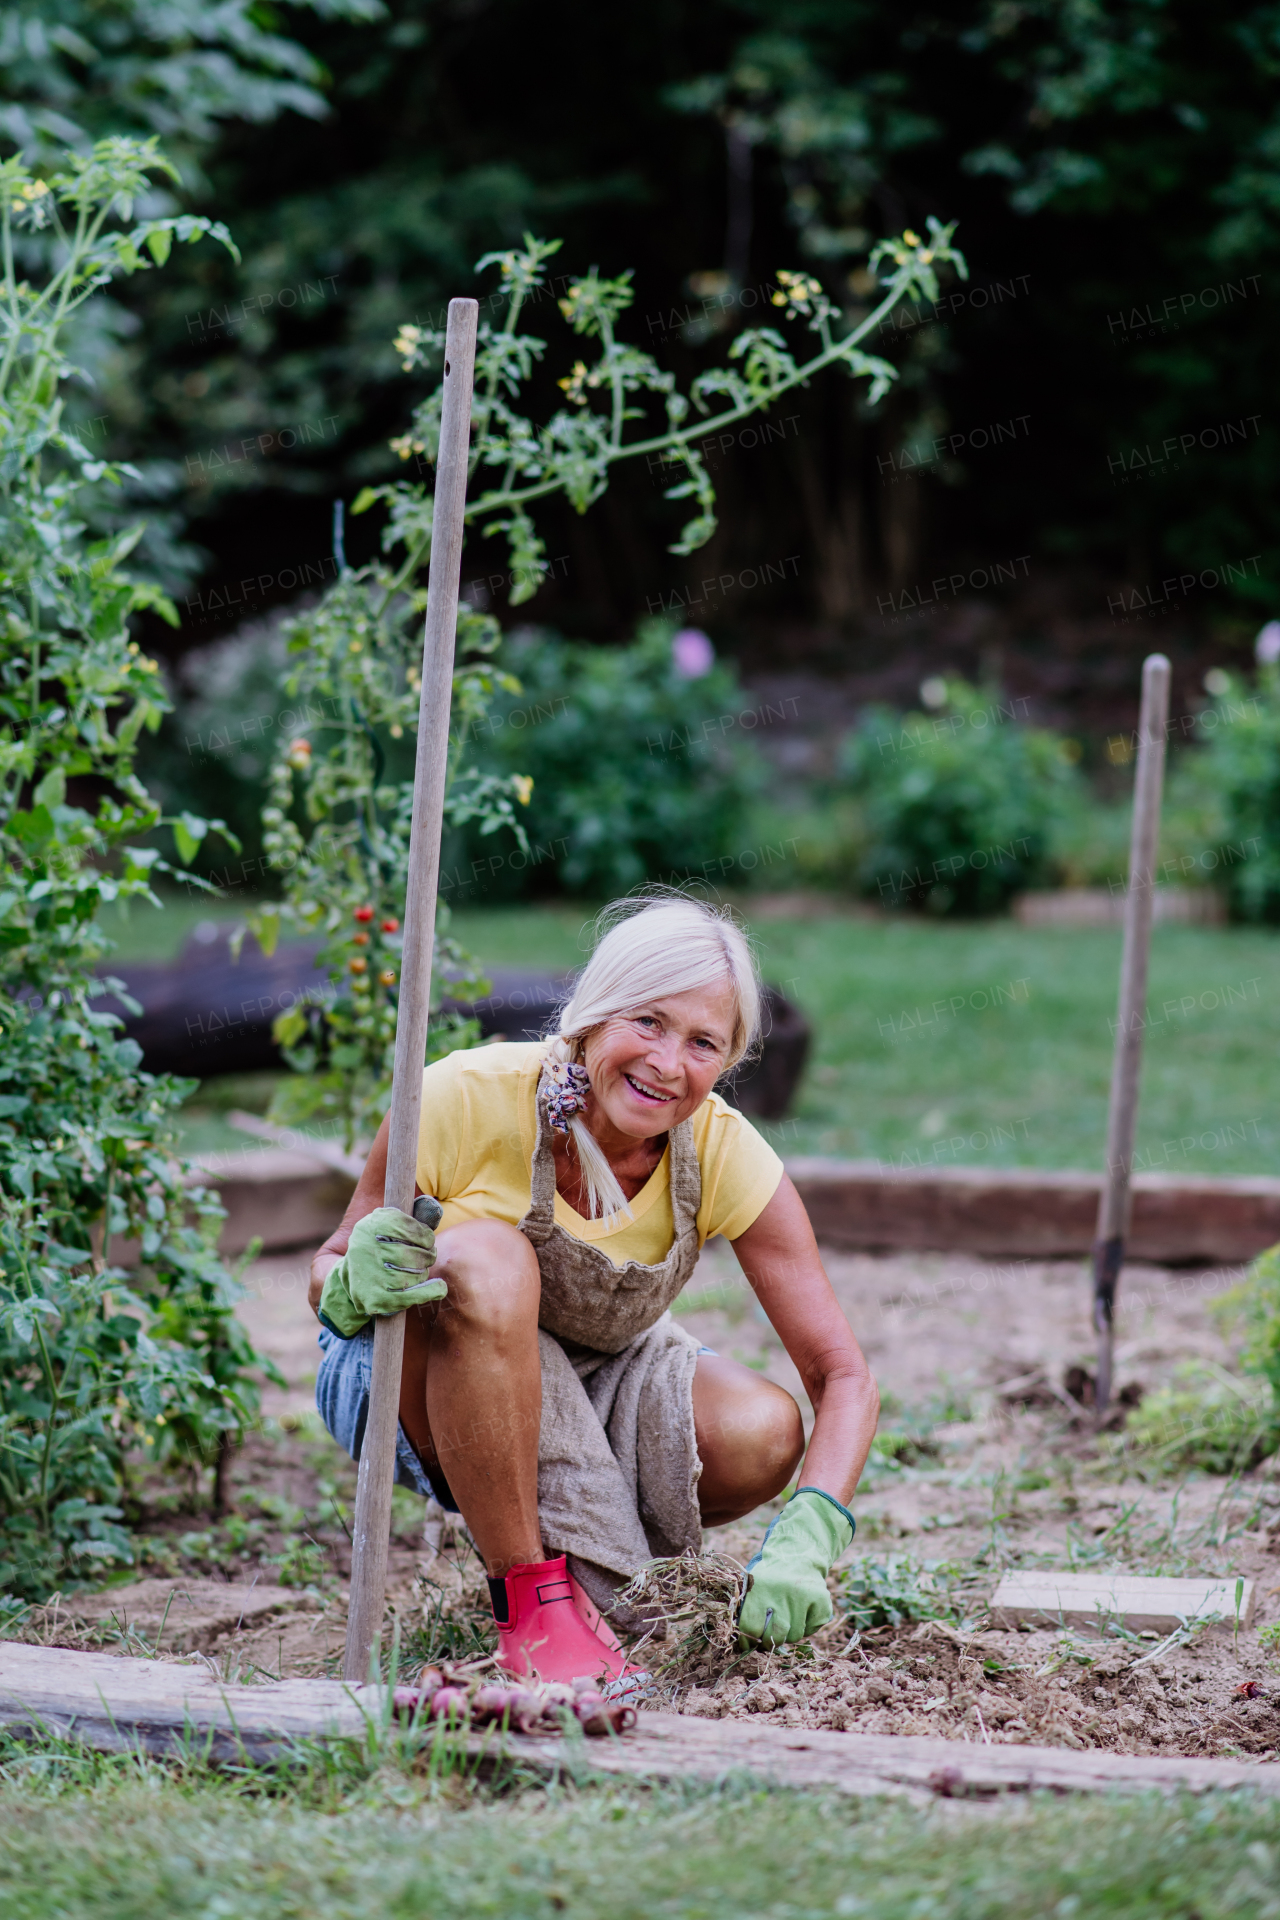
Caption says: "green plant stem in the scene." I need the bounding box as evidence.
[32,1314,61,1529]
[469,276,905,524]
[382,273,906,603]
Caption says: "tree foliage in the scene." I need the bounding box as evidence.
[0,0,1273,646]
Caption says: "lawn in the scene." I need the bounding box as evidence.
[103,896,1279,1176]
[2,1744,1279,1920]
[449,905,1279,1177]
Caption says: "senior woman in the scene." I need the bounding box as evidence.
[310,895,879,1684]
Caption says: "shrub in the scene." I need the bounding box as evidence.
[453,622,761,899]
[840,679,1080,913]
[1195,664,1280,920]
[1119,1245,1280,1475]
[250,588,525,1150]
[135,615,293,875]
[1217,1240,1280,1406]
[0,139,275,1600]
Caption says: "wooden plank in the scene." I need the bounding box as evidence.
[3,1645,1277,1799]
[189,1147,355,1256]
[786,1160,1280,1264]
[548,1711,1280,1802]
[1014,887,1226,928]
[182,1145,1280,1263]
[0,1642,368,1762]
[990,1570,1255,1635]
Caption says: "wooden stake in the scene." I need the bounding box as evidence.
[1092,652,1170,1418]
[343,297,478,1683]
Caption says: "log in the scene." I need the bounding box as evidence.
[3,1643,1277,1799]
[110,945,811,1125]
[990,1570,1255,1635]
[542,1708,1280,1802]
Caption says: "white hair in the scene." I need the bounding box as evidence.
[546,893,762,1223]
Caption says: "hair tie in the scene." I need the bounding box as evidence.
[545,1060,590,1134]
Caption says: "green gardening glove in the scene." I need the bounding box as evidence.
[318,1205,445,1339]
[738,1487,855,1646]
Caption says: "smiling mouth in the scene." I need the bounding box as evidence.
[623,1072,674,1105]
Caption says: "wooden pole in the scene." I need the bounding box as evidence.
[343,297,478,1682]
[1092,652,1171,1419]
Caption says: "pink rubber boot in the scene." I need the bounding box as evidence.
[488,1555,639,1686]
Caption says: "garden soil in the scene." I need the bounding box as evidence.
[24,1239,1280,1765]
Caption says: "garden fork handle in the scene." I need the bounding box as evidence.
[344,298,478,1684]
[1092,652,1170,1420]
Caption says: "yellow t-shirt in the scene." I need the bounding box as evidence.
[416,1041,783,1266]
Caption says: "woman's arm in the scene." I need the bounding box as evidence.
[729,1174,879,1505]
[308,1112,399,1315]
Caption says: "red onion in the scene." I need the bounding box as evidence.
[573,1691,637,1736]
[429,1687,471,1723]
[471,1685,521,1724]
[506,1688,551,1733]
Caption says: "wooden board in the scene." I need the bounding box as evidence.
[3,1643,1278,1799]
[786,1160,1280,1263]
[182,1144,1280,1262]
[538,1710,1280,1802]
[990,1570,1255,1635]
[1013,886,1226,929]
[0,1641,369,1762]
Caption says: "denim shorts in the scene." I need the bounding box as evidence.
[315,1324,459,1511]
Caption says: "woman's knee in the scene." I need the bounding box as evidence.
[747,1380,805,1484]
[695,1359,804,1490]
[430,1218,540,1337]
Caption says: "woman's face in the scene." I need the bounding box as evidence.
[582,977,738,1141]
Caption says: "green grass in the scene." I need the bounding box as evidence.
[97,893,251,964]
[170,1070,283,1159]
[99,900,1279,1176]
[451,908,1280,1176]
[2,1738,1280,1920]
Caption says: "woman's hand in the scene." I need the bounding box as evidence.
[737,1487,855,1644]
[309,1112,396,1315]
[729,1176,880,1507]
[317,1206,444,1337]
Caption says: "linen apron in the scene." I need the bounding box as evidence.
[517,1064,705,1612]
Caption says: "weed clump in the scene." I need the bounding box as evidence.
[839,1553,988,1636]
[1116,1363,1278,1475]
[612,1550,747,1680]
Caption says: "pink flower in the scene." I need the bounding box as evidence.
[1255,621,1280,666]
[672,628,715,678]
